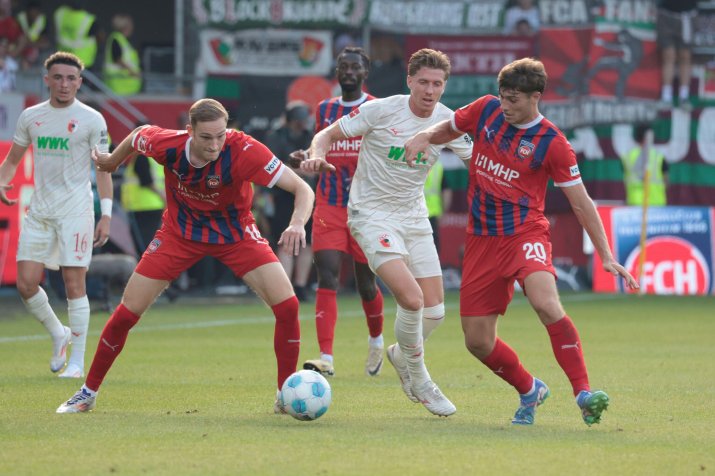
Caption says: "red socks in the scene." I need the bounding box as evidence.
[361,288,384,338]
[85,303,141,391]
[547,315,589,396]
[315,288,338,355]
[272,296,301,389]
[482,338,534,394]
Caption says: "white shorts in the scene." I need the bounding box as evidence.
[348,214,442,278]
[16,212,95,270]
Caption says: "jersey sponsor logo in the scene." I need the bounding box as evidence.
[569,165,580,177]
[517,140,535,160]
[206,174,221,189]
[147,238,162,254]
[264,156,280,174]
[474,152,520,182]
[36,136,69,150]
[67,119,78,133]
[330,138,361,152]
[136,135,148,153]
[387,146,426,165]
[378,233,392,248]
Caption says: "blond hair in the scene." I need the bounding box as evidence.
[189,99,229,127]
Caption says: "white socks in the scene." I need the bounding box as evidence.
[67,296,90,369]
[394,306,430,386]
[23,288,64,339]
[320,353,334,364]
[368,334,384,348]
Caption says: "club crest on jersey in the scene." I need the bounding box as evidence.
[147,238,161,254]
[206,174,221,188]
[67,119,78,133]
[378,233,392,248]
[517,140,535,160]
[136,136,148,153]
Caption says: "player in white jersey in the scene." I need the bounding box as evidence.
[301,49,472,417]
[0,52,112,378]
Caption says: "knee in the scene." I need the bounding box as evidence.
[397,294,424,312]
[16,278,40,300]
[531,297,564,325]
[356,280,378,301]
[463,331,494,360]
[316,267,339,290]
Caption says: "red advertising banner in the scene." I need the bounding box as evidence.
[0,141,34,286]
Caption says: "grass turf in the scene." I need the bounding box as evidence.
[0,291,713,475]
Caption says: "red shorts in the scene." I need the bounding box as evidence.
[135,224,279,281]
[312,205,367,264]
[460,229,556,317]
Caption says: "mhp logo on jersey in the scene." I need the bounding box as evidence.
[517,140,534,160]
[67,119,78,133]
[206,175,221,188]
[624,236,710,295]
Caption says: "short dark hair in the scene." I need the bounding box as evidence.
[337,46,370,71]
[407,48,451,80]
[498,57,547,94]
[633,123,652,143]
[44,51,84,72]
[189,98,229,127]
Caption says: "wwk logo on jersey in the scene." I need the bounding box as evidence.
[37,136,69,150]
[570,165,580,177]
[67,119,78,133]
[517,140,535,160]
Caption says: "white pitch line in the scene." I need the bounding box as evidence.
[0,293,629,345]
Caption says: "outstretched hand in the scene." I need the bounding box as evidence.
[0,183,17,206]
[603,259,639,290]
[287,149,309,168]
[92,147,118,173]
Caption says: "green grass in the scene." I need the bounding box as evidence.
[0,291,713,475]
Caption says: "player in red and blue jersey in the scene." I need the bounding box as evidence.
[57,99,315,414]
[296,47,385,378]
[405,58,638,426]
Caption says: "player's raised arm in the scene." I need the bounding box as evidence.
[300,122,342,173]
[92,126,144,173]
[404,119,460,167]
[0,143,29,205]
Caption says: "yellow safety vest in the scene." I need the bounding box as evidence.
[18,11,46,43]
[121,157,165,212]
[424,160,444,218]
[104,31,142,95]
[54,6,97,67]
[622,146,666,206]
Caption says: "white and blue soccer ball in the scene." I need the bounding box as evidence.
[280,369,332,421]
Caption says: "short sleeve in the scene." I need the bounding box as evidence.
[338,99,380,138]
[90,112,109,154]
[547,136,582,187]
[131,125,178,165]
[452,95,492,135]
[12,109,31,147]
[232,134,285,188]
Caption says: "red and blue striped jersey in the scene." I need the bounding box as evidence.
[314,93,375,208]
[131,126,284,243]
[453,95,582,236]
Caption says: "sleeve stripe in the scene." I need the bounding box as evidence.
[266,162,285,188]
[554,178,583,188]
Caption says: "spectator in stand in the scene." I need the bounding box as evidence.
[104,14,142,96]
[657,0,698,109]
[0,38,19,92]
[0,0,25,59]
[16,1,49,70]
[54,1,101,71]
[503,0,540,36]
[266,102,316,302]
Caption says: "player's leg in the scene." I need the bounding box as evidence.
[59,266,90,378]
[304,248,342,376]
[243,262,299,391]
[16,214,70,372]
[354,260,384,376]
[16,260,70,372]
[523,271,608,425]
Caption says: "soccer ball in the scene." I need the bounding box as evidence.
[280,369,332,421]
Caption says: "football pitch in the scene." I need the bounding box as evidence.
[0,291,713,475]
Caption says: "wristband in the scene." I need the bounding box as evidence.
[100,198,113,218]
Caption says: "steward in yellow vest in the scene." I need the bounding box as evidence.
[104,14,141,95]
[621,124,668,206]
[54,3,97,68]
[122,154,165,251]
